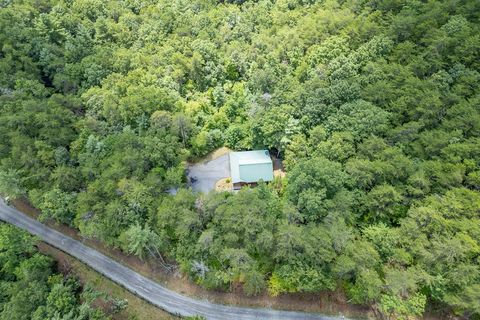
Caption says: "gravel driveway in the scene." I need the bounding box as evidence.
[187,154,230,193]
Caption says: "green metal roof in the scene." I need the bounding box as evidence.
[230,150,274,183]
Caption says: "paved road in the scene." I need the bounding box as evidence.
[188,154,230,193]
[0,199,346,320]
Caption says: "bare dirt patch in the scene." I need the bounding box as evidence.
[215,177,233,191]
[272,154,286,178]
[190,146,232,164]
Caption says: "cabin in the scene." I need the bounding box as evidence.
[229,150,274,190]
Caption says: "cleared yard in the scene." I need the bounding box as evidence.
[187,153,231,193]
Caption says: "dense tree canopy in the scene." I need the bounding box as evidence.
[0,224,108,319]
[1,0,479,318]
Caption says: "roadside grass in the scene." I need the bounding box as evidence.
[11,198,371,319]
[37,242,179,320]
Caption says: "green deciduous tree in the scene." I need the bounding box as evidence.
[287,157,349,221]
[119,223,163,260]
[35,188,77,225]
[0,169,25,199]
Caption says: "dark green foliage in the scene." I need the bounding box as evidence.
[287,157,349,221]
[0,0,479,318]
[0,224,107,319]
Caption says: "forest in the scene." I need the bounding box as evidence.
[0,0,479,319]
[0,223,112,319]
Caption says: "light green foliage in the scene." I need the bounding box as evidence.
[119,224,163,260]
[270,261,336,295]
[155,189,200,264]
[0,169,25,199]
[379,293,427,320]
[325,100,391,140]
[35,188,77,225]
[189,186,281,292]
[348,269,383,304]
[191,129,224,157]
[0,224,37,276]
[334,240,381,281]
[253,105,295,154]
[364,184,404,224]
[287,157,349,221]
[363,224,400,261]
[314,132,355,163]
